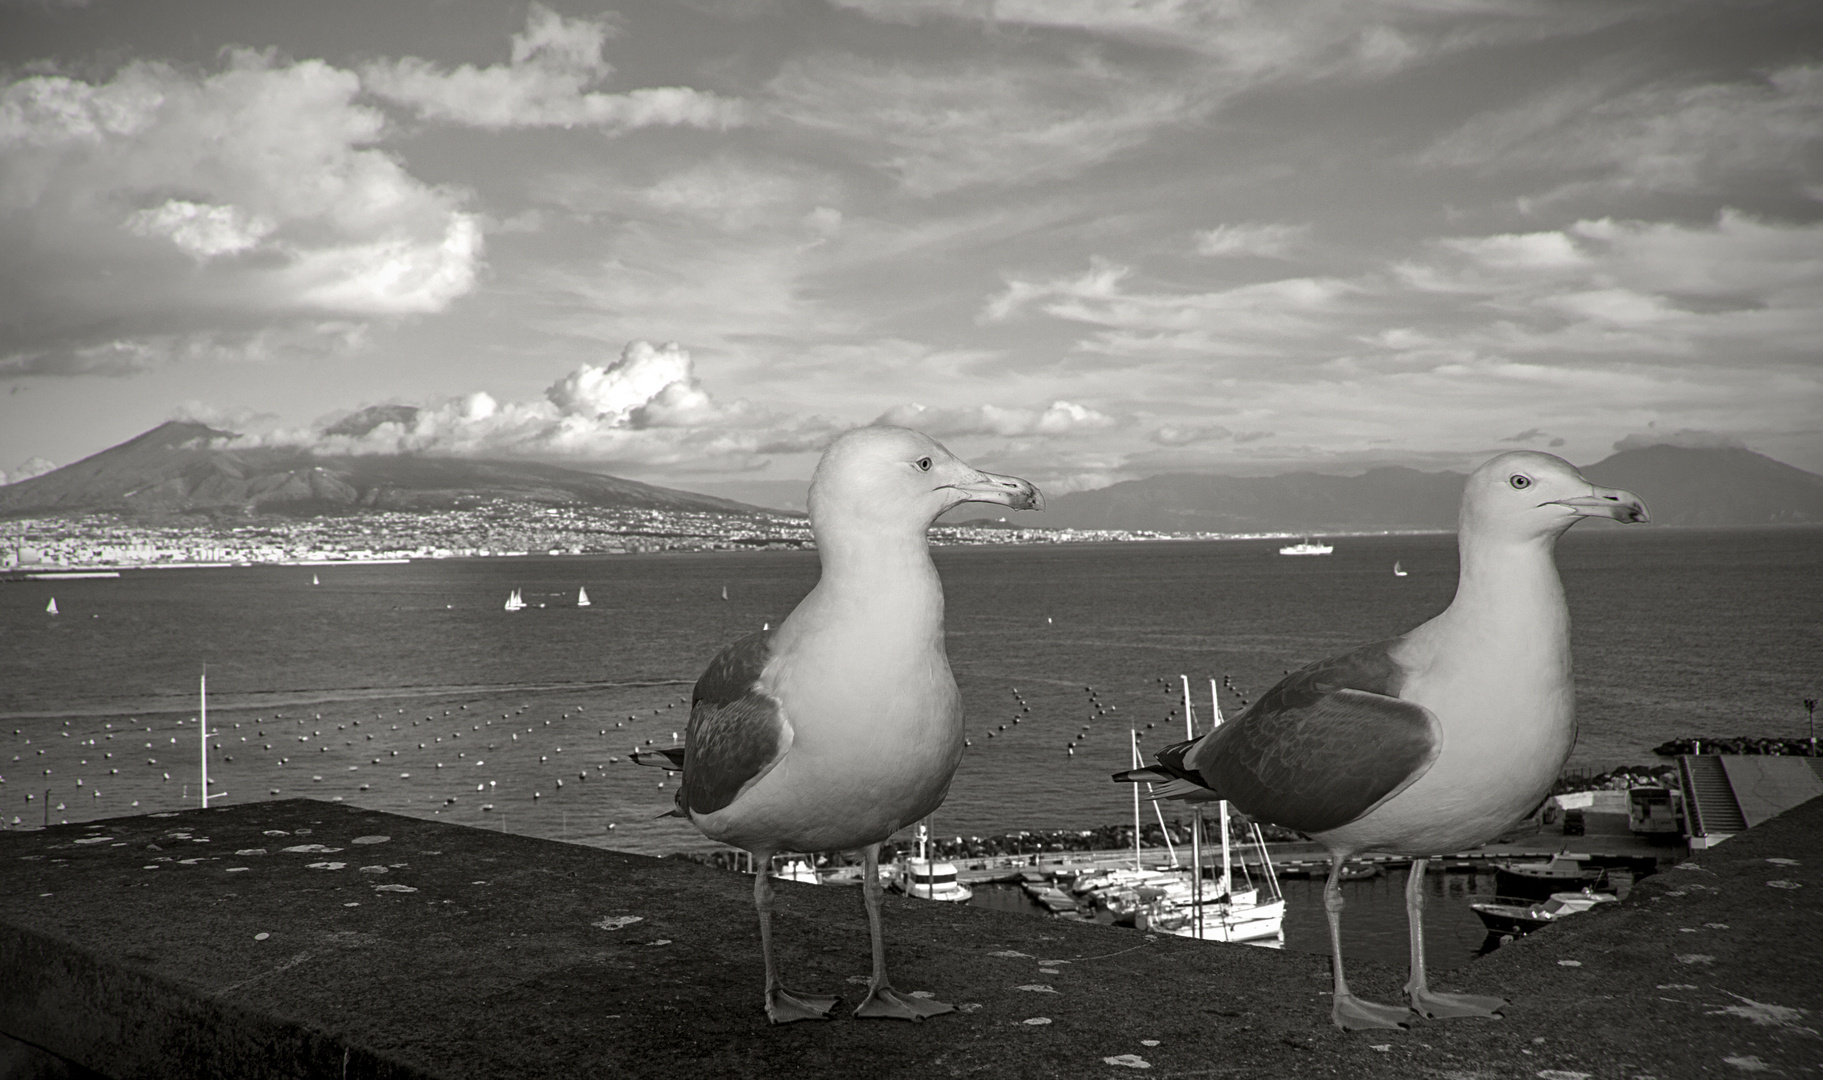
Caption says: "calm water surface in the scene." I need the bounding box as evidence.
[4,526,1816,968]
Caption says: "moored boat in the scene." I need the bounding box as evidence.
[1494,854,1608,900]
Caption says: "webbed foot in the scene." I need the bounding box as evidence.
[765,987,839,1024]
[1332,992,1413,1031]
[854,983,955,1021]
[1411,987,1505,1020]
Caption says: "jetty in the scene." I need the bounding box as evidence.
[4,793,1818,1078]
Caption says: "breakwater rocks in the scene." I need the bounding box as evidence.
[1552,764,1679,794]
[1652,736,1820,756]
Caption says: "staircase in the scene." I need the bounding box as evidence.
[1678,755,1748,841]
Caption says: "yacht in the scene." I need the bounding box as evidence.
[1277,538,1334,556]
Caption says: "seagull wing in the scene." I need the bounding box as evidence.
[1182,641,1442,834]
[677,629,793,818]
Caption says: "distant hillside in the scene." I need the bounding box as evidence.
[1041,445,1823,533]
[1581,445,1823,526]
[0,421,762,517]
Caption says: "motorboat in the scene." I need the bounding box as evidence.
[1494,854,1609,900]
[770,857,818,885]
[890,822,972,902]
[1472,889,1617,936]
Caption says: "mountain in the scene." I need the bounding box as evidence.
[1581,445,1823,527]
[0,421,763,517]
[1040,445,1823,533]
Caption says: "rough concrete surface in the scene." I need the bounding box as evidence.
[2,796,1818,1079]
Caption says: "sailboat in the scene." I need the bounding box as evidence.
[1393,561,1408,577]
[1133,677,1285,945]
[312,572,320,586]
[45,598,58,615]
[576,586,591,608]
[503,589,526,612]
[720,584,729,601]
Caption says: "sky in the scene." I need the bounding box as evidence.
[1,0,1819,502]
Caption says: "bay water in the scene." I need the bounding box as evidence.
[5,525,1818,969]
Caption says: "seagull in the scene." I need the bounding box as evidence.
[667,425,1040,1024]
[1117,451,1647,1030]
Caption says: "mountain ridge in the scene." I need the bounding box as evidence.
[5,424,1819,530]
[1037,445,1823,532]
[0,421,763,518]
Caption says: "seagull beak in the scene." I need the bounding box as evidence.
[1549,487,1650,524]
[946,470,1044,512]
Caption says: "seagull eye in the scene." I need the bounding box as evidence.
[1509,474,1532,490]
[916,457,932,472]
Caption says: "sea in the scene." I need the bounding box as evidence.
[5,524,1819,970]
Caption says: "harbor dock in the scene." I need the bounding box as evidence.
[4,794,1818,1078]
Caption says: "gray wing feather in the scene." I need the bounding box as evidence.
[677,631,791,817]
[1184,640,1440,834]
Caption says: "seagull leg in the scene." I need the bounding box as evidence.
[1324,854,1412,1031]
[854,842,954,1021]
[1404,857,1505,1020]
[753,853,837,1024]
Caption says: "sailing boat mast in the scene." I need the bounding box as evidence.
[1212,681,1231,898]
[1129,729,1142,871]
[1182,675,1201,937]
[199,669,219,808]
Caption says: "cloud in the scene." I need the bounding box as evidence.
[360,4,744,132]
[827,0,1636,81]
[1422,63,1823,203]
[873,399,1115,438]
[1612,429,1746,453]
[0,51,479,376]
[1500,427,1547,443]
[0,455,56,486]
[984,258,1361,357]
[765,52,1199,195]
[255,341,841,472]
[1149,423,1232,446]
[1194,223,1310,258]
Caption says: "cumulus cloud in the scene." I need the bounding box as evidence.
[254,341,839,472]
[0,456,57,486]
[361,4,744,132]
[873,399,1115,438]
[1194,223,1310,258]
[0,51,479,375]
[1612,429,1747,452]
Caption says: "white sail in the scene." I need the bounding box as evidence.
[504,589,526,611]
[312,573,320,586]
[46,598,58,615]
[577,586,591,608]
[1393,561,1408,577]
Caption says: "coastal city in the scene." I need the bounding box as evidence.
[0,503,1182,570]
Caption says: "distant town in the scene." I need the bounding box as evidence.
[0,502,1186,569]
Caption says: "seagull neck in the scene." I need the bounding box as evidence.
[1446,532,1568,636]
[813,527,944,615]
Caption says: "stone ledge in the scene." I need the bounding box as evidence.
[3,796,1818,1079]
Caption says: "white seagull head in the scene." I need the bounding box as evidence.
[1460,450,1649,541]
[808,425,1042,533]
